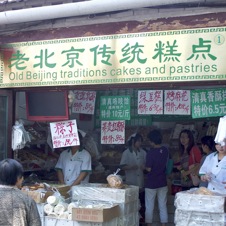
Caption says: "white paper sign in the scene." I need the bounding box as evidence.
[101,120,125,144]
[50,119,79,148]
[72,91,96,114]
[164,90,190,115]
[138,90,163,114]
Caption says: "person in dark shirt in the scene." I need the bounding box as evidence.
[145,129,168,226]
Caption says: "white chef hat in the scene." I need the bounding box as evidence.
[78,129,86,138]
[214,116,226,146]
[127,133,137,143]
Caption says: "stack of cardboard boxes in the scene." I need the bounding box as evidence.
[42,183,139,226]
[71,183,140,226]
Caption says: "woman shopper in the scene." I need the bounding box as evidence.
[0,158,41,226]
[177,129,202,191]
[145,129,168,226]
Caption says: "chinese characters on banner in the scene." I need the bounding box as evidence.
[138,90,163,114]
[2,27,226,88]
[72,90,96,114]
[101,120,125,144]
[100,96,130,120]
[164,90,190,115]
[191,88,226,118]
[50,119,79,148]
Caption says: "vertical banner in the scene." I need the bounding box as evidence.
[138,90,163,114]
[191,88,226,118]
[101,120,125,144]
[50,119,79,148]
[72,90,96,114]
[164,90,190,115]
[100,95,130,120]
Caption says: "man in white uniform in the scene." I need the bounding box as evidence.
[55,131,92,186]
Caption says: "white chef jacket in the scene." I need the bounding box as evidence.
[199,152,226,194]
[55,148,92,186]
[120,148,146,188]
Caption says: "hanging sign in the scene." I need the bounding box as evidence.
[101,120,125,144]
[191,88,226,118]
[100,95,130,120]
[138,90,163,114]
[50,119,79,148]
[1,26,226,88]
[164,90,190,115]
[71,90,96,114]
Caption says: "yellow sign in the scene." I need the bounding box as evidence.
[0,26,226,88]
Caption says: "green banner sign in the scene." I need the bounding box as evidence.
[1,26,226,88]
[100,95,130,120]
[191,88,226,118]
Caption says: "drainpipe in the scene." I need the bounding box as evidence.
[0,0,206,25]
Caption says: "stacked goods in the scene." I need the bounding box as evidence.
[174,187,226,226]
[43,196,120,226]
[71,183,140,226]
[44,195,69,219]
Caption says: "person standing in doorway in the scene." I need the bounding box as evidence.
[120,133,146,188]
[120,133,147,223]
[145,129,168,226]
[177,129,202,191]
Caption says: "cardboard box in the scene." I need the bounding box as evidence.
[22,184,70,203]
[72,205,120,222]
[49,184,70,193]
[23,190,53,203]
[48,184,70,199]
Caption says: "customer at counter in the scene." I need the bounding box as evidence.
[177,129,202,191]
[55,131,92,187]
[120,133,146,188]
[0,158,41,226]
[145,129,169,226]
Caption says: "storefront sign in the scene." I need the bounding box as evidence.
[1,26,226,87]
[138,90,163,114]
[191,88,226,118]
[50,119,79,148]
[101,120,125,144]
[71,90,96,114]
[164,90,190,115]
[100,95,130,120]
